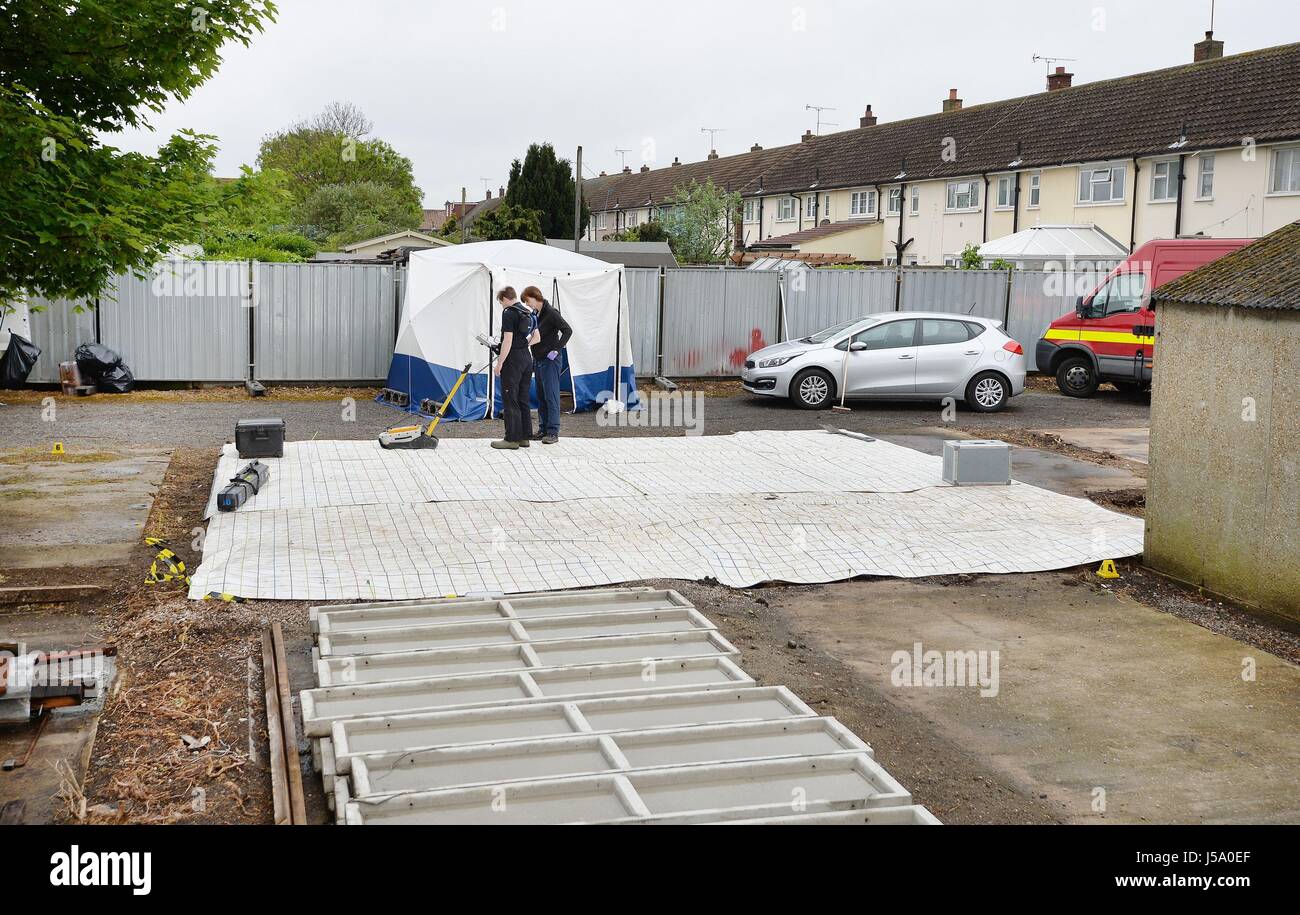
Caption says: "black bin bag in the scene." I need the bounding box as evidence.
[75,342,135,393]
[1,334,42,389]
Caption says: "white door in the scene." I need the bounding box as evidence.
[843,319,918,396]
[914,318,984,394]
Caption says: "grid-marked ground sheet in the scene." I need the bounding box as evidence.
[203,431,948,516]
[189,482,1144,600]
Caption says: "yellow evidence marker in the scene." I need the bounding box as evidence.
[1096,559,1120,580]
[50,442,65,456]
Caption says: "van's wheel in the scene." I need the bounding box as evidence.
[790,368,835,409]
[965,371,1009,413]
[1055,356,1099,398]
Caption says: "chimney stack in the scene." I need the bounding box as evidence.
[671,156,681,167]
[599,170,607,177]
[622,165,631,174]
[499,185,505,197]
[943,88,962,113]
[1046,66,1073,91]
[859,105,877,127]
[751,142,763,152]
[485,188,492,199]
[801,129,814,143]
[707,149,719,160]
[1194,30,1224,62]
[640,164,650,173]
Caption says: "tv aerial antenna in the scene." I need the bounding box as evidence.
[805,104,838,135]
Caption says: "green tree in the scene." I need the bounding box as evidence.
[504,143,588,239]
[471,203,545,244]
[662,179,741,264]
[958,243,986,269]
[193,166,317,261]
[611,220,669,243]
[257,106,423,216]
[0,0,278,306]
[295,181,422,249]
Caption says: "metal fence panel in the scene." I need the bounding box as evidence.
[1006,270,1106,371]
[23,295,97,383]
[900,269,1009,321]
[660,269,780,376]
[99,260,249,381]
[784,269,896,339]
[254,262,397,382]
[624,268,660,375]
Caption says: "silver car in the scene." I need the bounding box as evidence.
[741,312,1027,412]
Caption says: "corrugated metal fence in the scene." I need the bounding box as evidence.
[19,261,1100,383]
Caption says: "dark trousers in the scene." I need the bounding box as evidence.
[533,354,562,436]
[499,352,534,443]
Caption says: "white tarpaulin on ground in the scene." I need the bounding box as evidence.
[189,431,1144,600]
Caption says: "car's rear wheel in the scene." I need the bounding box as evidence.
[965,371,1009,413]
[790,368,835,410]
[1055,356,1099,398]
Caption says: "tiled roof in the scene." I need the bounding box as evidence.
[1152,222,1300,310]
[753,219,879,247]
[584,42,1300,205]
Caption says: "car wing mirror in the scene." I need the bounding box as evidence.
[849,341,868,352]
[1074,296,1088,319]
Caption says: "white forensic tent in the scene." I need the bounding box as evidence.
[382,240,638,420]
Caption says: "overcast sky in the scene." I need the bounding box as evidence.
[111,0,1291,207]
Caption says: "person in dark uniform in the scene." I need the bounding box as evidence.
[521,286,573,445]
[492,286,539,450]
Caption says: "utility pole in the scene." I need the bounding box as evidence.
[573,146,582,252]
[460,187,467,245]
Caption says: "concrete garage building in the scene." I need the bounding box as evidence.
[1146,221,1300,622]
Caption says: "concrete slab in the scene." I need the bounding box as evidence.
[722,806,942,825]
[344,753,908,825]
[315,607,716,658]
[331,686,816,771]
[1034,427,1150,464]
[769,573,1300,824]
[0,446,168,577]
[312,588,686,634]
[349,717,869,796]
[315,630,739,686]
[301,657,754,736]
[878,430,1145,495]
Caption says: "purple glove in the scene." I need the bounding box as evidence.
[547,351,559,361]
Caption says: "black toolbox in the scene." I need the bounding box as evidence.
[235,418,286,458]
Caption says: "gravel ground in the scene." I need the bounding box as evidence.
[0,381,1151,448]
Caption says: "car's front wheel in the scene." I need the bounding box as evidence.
[965,371,1009,412]
[790,368,835,410]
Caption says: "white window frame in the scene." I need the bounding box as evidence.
[1028,172,1041,208]
[886,187,902,216]
[943,255,959,267]
[776,197,796,221]
[995,175,1015,210]
[626,210,640,228]
[1149,159,1180,203]
[1268,146,1300,196]
[743,199,756,222]
[595,213,607,229]
[910,185,920,215]
[945,179,980,212]
[1196,154,1215,200]
[1077,163,1126,205]
[849,190,876,218]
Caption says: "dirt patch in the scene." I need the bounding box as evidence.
[1081,560,1300,665]
[2,385,380,406]
[2,448,122,464]
[970,427,1148,478]
[1086,487,1146,517]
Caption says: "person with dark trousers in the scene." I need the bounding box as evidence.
[521,286,573,445]
[491,286,539,450]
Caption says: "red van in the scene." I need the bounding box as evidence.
[1036,237,1252,397]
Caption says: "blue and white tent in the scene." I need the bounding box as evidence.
[382,240,638,420]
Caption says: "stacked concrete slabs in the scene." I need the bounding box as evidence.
[302,587,939,825]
